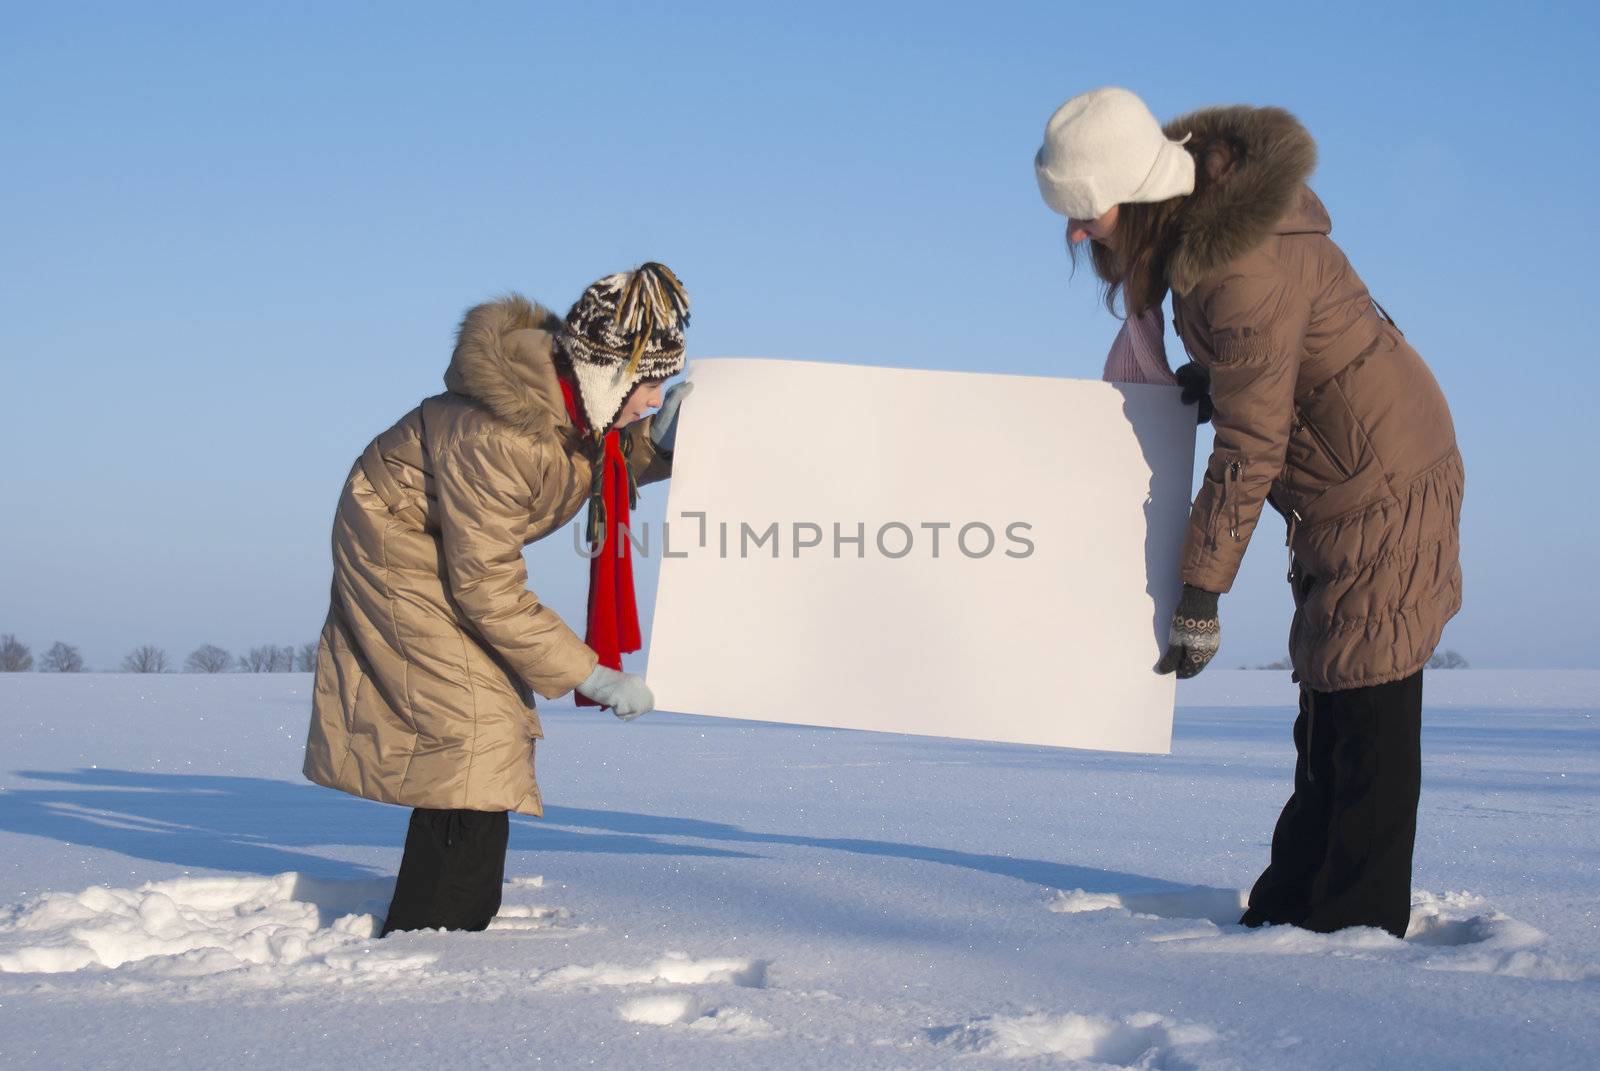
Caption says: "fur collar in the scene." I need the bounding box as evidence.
[1163,106,1320,294]
[443,294,573,437]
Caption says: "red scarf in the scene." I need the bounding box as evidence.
[558,375,640,707]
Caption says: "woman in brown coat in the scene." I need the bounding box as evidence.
[303,264,694,934]
[1035,89,1463,938]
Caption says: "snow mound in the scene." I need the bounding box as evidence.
[1049,886,1247,926]
[618,992,776,1037]
[931,1010,1217,1067]
[541,951,768,990]
[0,873,424,978]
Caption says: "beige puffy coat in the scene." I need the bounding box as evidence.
[303,295,670,814]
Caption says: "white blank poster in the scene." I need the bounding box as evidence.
[646,357,1196,754]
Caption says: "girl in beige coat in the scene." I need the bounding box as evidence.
[304,264,693,934]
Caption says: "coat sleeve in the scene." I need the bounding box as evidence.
[620,415,673,488]
[432,431,598,700]
[1178,266,1310,594]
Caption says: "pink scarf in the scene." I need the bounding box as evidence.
[1102,307,1177,386]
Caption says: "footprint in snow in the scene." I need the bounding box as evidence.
[487,903,588,935]
[928,1010,1217,1068]
[485,875,593,935]
[503,875,545,889]
[1051,887,1595,981]
[617,992,777,1038]
[1397,890,1594,981]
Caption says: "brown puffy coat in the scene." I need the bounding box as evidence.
[303,295,671,814]
[1164,107,1463,691]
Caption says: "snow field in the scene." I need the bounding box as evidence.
[0,672,1595,1069]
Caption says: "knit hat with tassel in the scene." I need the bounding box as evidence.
[559,262,691,435]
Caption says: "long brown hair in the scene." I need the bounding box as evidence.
[1068,134,1243,318]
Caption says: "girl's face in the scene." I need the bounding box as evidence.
[615,379,665,428]
[1067,204,1120,247]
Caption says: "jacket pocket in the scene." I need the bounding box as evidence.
[1293,409,1353,483]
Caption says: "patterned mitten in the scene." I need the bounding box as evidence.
[1156,584,1221,679]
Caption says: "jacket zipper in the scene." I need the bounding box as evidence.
[1227,460,1242,541]
[1209,458,1244,550]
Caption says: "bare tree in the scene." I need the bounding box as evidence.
[121,646,171,673]
[1427,649,1469,670]
[295,642,319,672]
[39,642,86,673]
[239,645,298,673]
[0,634,32,672]
[238,646,276,672]
[185,644,233,673]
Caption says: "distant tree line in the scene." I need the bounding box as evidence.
[0,634,318,673]
[1,630,1476,675]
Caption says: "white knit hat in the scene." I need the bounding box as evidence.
[1034,87,1196,220]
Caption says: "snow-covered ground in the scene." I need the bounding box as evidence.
[1,671,1595,1069]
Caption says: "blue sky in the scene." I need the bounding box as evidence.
[2,1,1596,670]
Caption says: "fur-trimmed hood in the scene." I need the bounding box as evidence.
[1162,106,1323,294]
[443,294,573,438]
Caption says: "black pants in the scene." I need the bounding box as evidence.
[1242,672,1422,939]
[380,807,509,936]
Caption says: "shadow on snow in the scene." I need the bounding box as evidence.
[1,768,1192,902]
